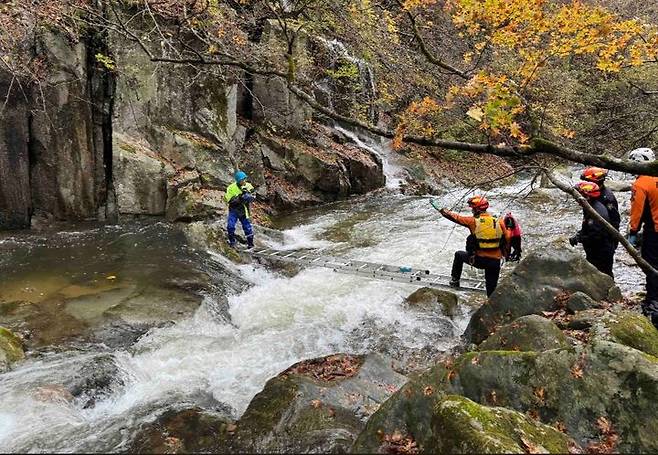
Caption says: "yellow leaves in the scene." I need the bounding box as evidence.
[402,0,437,11]
[466,106,484,121]
[448,0,657,79]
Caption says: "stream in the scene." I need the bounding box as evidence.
[0,140,643,452]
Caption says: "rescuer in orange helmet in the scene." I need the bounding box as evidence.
[569,181,618,277]
[439,195,511,297]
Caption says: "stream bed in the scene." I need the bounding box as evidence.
[0,171,643,452]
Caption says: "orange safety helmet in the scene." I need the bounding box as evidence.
[580,167,608,184]
[467,195,489,211]
[574,181,601,199]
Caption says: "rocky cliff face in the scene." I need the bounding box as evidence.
[0,11,385,230]
[0,28,115,229]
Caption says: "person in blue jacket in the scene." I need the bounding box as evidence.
[225,170,255,249]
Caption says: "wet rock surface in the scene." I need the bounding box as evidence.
[477,315,569,352]
[404,287,459,319]
[230,353,407,453]
[129,407,233,454]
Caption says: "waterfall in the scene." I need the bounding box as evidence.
[313,37,377,123]
[334,125,406,190]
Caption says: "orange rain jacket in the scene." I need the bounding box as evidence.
[440,210,512,259]
[630,175,658,234]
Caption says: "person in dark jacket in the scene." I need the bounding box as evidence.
[580,167,620,232]
[569,181,618,277]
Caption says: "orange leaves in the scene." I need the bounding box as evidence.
[586,417,619,453]
[393,97,441,149]
[380,431,420,454]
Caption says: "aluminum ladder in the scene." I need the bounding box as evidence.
[248,247,487,293]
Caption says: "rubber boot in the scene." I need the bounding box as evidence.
[227,232,237,248]
[449,278,460,288]
[246,235,254,250]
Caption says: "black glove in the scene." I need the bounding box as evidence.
[508,250,521,262]
[240,192,255,203]
[569,234,580,247]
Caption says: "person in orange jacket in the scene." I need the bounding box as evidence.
[628,147,658,328]
[439,195,511,297]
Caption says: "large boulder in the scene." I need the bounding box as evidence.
[590,310,658,357]
[113,135,167,215]
[404,287,459,319]
[477,315,570,352]
[129,408,232,454]
[466,243,621,344]
[0,326,24,372]
[356,309,658,453]
[230,353,407,453]
[258,127,384,210]
[431,395,574,453]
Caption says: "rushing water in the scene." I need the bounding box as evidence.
[0,154,643,452]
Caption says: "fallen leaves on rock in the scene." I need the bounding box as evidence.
[310,399,323,409]
[554,291,572,309]
[226,423,237,434]
[533,387,546,405]
[423,386,434,396]
[585,417,619,453]
[380,430,420,455]
[163,436,183,454]
[284,354,363,382]
[520,436,542,454]
[564,329,591,343]
[570,352,587,379]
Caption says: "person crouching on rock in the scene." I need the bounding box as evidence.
[439,196,511,297]
[569,181,618,278]
[225,170,255,249]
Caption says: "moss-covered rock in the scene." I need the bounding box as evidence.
[431,395,573,453]
[466,244,619,344]
[592,310,658,357]
[447,344,658,452]
[478,315,569,352]
[231,353,406,453]
[352,362,449,453]
[357,336,658,453]
[404,287,459,319]
[0,326,24,371]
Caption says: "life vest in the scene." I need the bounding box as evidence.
[225,181,255,218]
[474,213,503,250]
[503,212,522,237]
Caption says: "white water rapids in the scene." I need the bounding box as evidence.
[0,144,643,452]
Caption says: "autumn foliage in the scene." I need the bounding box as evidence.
[393,0,657,148]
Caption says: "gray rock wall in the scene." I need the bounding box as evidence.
[0,29,114,230]
[0,70,31,229]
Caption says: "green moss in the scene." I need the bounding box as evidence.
[237,377,300,437]
[119,142,138,154]
[604,311,658,358]
[478,315,569,352]
[431,395,572,453]
[0,326,24,363]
